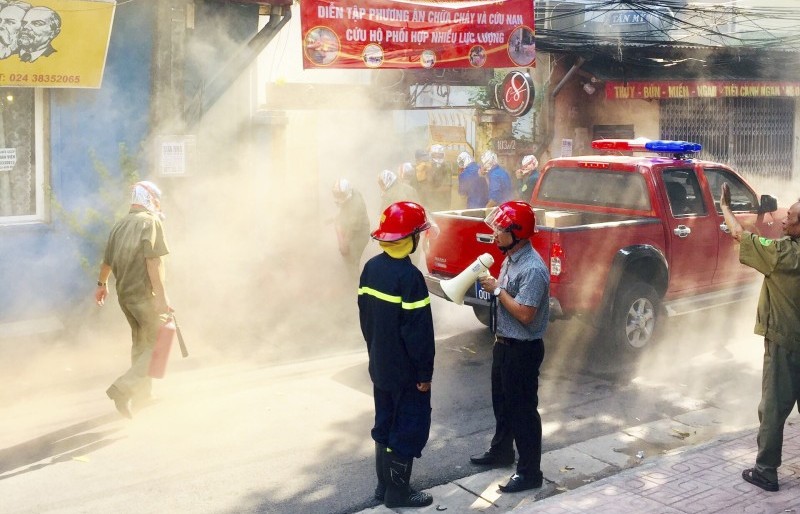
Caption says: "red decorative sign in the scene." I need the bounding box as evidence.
[496,70,533,116]
[300,0,535,69]
[606,81,800,99]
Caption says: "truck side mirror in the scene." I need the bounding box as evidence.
[759,194,778,213]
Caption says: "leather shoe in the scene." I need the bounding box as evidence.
[106,386,132,419]
[470,450,515,466]
[499,473,542,493]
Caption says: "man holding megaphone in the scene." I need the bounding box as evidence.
[469,201,550,494]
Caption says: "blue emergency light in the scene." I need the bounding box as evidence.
[644,140,702,153]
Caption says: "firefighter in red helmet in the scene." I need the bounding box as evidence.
[469,201,550,494]
[358,201,435,508]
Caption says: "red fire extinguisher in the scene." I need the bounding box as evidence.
[148,316,177,379]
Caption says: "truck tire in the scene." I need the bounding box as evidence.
[472,305,491,327]
[608,281,661,353]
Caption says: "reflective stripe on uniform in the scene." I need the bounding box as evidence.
[358,286,431,310]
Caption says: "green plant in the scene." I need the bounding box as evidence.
[468,71,504,108]
[48,143,140,276]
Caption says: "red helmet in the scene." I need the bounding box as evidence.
[372,201,431,242]
[484,201,537,240]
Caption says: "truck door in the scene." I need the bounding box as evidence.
[661,167,718,293]
[702,167,762,287]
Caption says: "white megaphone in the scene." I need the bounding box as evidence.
[441,253,495,305]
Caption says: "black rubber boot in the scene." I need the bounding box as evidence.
[383,449,433,508]
[374,443,386,501]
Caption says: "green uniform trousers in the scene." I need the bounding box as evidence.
[110,298,162,401]
[755,339,800,482]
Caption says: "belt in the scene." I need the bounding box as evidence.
[495,336,540,345]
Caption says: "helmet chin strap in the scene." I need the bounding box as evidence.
[498,233,521,253]
[411,233,420,254]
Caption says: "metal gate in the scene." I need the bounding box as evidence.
[660,97,794,180]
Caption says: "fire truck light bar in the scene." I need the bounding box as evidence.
[591,139,702,153]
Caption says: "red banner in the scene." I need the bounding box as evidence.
[606,81,800,99]
[300,1,535,69]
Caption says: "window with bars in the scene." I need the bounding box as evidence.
[660,97,794,180]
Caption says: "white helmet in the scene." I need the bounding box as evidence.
[378,169,397,191]
[332,178,353,205]
[430,144,445,164]
[521,154,538,169]
[481,150,498,169]
[456,151,473,169]
[398,162,414,180]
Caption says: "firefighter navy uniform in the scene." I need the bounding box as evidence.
[358,251,435,459]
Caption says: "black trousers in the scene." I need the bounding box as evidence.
[489,337,545,477]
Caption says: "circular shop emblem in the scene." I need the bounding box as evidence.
[363,44,384,68]
[496,70,534,117]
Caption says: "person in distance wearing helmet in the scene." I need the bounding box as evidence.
[413,149,433,208]
[332,178,370,279]
[470,201,549,494]
[515,154,540,201]
[457,150,488,209]
[480,149,514,208]
[358,201,436,508]
[398,161,423,200]
[379,168,420,211]
[428,144,453,212]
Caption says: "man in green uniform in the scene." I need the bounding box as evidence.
[95,181,171,419]
[720,183,800,492]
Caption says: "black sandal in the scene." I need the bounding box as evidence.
[742,468,779,492]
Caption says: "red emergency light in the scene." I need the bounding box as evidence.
[591,139,702,153]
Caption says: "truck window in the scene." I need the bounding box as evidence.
[703,167,759,213]
[663,168,707,217]
[537,168,650,211]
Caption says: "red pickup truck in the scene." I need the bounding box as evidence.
[424,139,785,355]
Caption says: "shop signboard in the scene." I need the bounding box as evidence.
[606,81,800,99]
[0,0,115,88]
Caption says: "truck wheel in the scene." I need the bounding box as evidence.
[609,282,661,352]
[472,305,491,327]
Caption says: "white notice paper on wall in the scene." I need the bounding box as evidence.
[561,139,573,158]
[0,148,16,172]
[158,136,196,176]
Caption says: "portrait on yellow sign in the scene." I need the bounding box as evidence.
[0,0,115,88]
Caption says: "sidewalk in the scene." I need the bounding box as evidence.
[359,415,800,513]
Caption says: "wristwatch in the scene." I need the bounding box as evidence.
[493,286,502,297]
[97,281,106,287]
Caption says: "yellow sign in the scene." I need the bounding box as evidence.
[0,0,115,88]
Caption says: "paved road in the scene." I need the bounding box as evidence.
[0,295,766,514]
